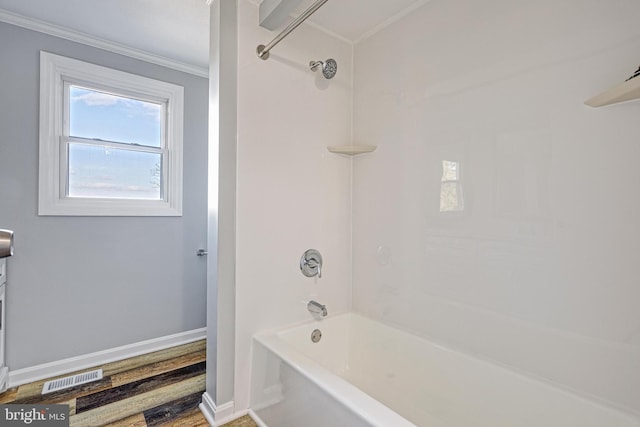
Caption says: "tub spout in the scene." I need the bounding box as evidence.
[307,300,327,317]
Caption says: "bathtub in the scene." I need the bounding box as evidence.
[249,312,639,427]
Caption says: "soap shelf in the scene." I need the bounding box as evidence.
[585,73,640,107]
[327,145,376,156]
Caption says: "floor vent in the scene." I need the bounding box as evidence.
[42,369,103,394]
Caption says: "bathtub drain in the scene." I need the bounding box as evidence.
[311,329,322,343]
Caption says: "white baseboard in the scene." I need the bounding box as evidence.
[248,409,267,427]
[8,327,206,388]
[199,392,241,426]
[199,392,217,425]
[0,366,8,393]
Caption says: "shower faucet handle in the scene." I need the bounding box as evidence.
[300,249,323,279]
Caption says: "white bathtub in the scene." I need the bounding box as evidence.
[249,312,639,427]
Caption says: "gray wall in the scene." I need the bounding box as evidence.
[0,22,208,370]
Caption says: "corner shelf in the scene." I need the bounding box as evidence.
[327,145,376,156]
[585,75,640,107]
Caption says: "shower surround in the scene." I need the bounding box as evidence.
[352,0,640,417]
[227,0,353,414]
[210,0,640,422]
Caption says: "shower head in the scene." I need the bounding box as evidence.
[309,58,337,79]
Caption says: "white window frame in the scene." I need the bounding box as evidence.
[38,51,184,216]
[439,160,465,213]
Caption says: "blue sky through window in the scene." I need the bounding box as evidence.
[67,86,163,199]
[70,86,162,147]
[68,144,161,199]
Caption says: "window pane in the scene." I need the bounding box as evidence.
[441,160,460,181]
[68,144,162,200]
[440,182,465,212]
[69,86,162,148]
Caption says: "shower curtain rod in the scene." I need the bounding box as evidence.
[256,0,329,60]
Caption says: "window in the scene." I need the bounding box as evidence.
[39,51,184,216]
[439,160,465,213]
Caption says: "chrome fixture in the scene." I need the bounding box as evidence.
[0,230,13,259]
[307,300,328,317]
[310,59,337,79]
[300,249,323,278]
[257,0,328,60]
[196,249,208,257]
[311,329,322,343]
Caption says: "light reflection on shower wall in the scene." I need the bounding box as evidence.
[352,0,640,414]
[439,160,464,213]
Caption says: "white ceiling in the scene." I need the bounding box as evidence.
[0,0,211,72]
[0,0,427,74]
[298,0,426,43]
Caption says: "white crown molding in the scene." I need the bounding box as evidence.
[354,0,433,45]
[302,19,352,45]
[0,8,208,78]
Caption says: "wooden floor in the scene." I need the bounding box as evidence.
[0,339,258,427]
[221,415,258,427]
